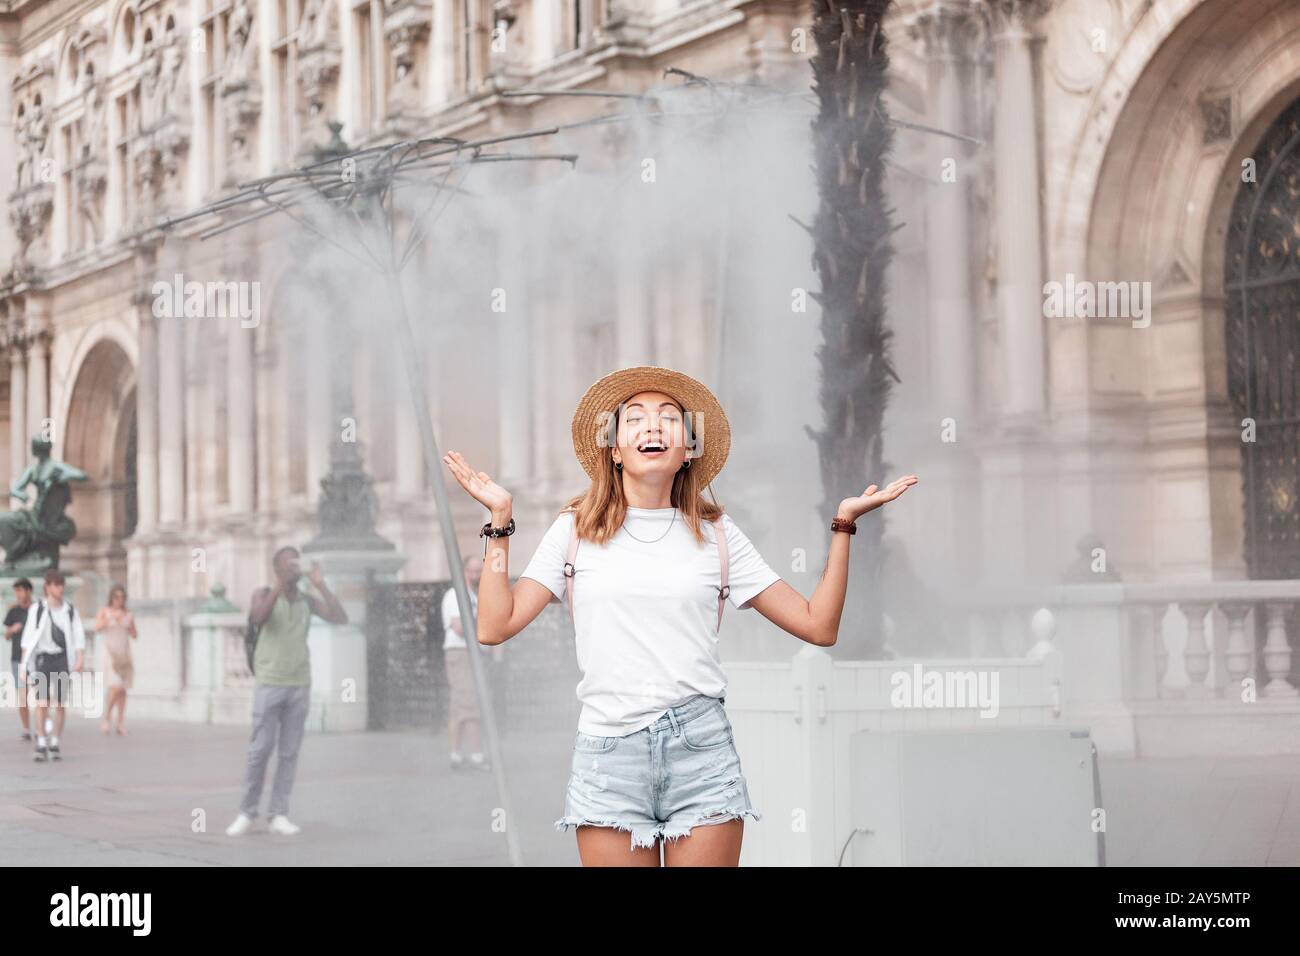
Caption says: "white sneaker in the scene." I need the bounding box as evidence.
[225,813,254,837]
[268,815,301,836]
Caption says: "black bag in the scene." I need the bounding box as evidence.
[244,588,270,675]
[34,600,74,652]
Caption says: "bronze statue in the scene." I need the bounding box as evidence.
[0,437,87,570]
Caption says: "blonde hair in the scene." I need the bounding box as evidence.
[561,397,723,546]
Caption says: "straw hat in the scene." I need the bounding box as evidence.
[570,365,732,487]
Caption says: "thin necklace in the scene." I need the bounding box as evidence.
[622,507,677,543]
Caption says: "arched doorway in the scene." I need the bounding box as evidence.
[62,339,136,591]
[1224,96,1300,580]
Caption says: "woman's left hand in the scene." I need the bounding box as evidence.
[838,475,918,521]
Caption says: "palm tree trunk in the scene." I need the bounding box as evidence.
[805,0,898,659]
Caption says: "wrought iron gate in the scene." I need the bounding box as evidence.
[1225,96,1300,580]
[366,577,581,732]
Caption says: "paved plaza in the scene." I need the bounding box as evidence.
[0,717,1296,866]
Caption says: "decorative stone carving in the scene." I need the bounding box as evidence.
[1047,0,1120,94]
[75,79,109,244]
[1200,92,1232,145]
[222,0,261,184]
[906,0,971,62]
[9,58,55,275]
[224,0,257,90]
[296,0,342,158]
[384,0,433,134]
[977,0,1051,40]
[486,0,530,83]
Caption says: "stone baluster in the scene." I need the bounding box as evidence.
[1153,603,1173,699]
[1181,603,1212,699]
[1220,603,1254,701]
[1262,603,1298,698]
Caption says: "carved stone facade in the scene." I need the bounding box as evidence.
[0,0,813,616]
[0,0,1297,654]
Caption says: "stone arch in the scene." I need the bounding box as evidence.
[57,34,81,103]
[60,337,136,588]
[109,0,142,73]
[1075,0,1300,576]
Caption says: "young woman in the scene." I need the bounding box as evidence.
[442,365,916,867]
[95,585,137,735]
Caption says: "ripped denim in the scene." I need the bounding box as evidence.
[554,693,760,850]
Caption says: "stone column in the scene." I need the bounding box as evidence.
[306,320,329,502]
[911,1,977,419]
[429,0,458,105]
[985,0,1047,425]
[394,359,423,498]
[8,338,26,507]
[496,226,531,490]
[134,306,159,535]
[184,327,208,530]
[26,329,48,445]
[907,1,982,581]
[157,312,185,528]
[254,325,278,521]
[227,317,255,515]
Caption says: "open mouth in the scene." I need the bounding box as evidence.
[637,440,668,458]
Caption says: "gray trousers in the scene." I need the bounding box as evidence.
[239,683,311,818]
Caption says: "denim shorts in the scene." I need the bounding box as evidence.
[554,693,760,849]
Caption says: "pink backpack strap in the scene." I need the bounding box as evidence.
[713,517,730,633]
[564,514,580,618]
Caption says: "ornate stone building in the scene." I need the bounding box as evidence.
[0,0,1297,748]
[0,0,812,616]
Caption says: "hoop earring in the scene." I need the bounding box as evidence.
[681,459,691,470]
[614,461,623,471]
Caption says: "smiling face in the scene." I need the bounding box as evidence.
[612,390,689,479]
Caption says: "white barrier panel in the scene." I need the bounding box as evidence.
[849,728,1101,866]
[724,646,1064,866]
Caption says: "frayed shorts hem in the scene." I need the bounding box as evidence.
[554,808,761,850]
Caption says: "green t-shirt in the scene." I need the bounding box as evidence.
[253,591,313,687]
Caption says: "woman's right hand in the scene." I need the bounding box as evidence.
[442,451,513,519]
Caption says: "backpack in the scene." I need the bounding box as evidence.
[33,600,75,654]
[563,513,731,632]
[244,588,270,675]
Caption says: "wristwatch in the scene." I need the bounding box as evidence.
[831,516,857,535]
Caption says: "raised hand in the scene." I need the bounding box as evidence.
[442,450,513,516]
[839,474,918,522]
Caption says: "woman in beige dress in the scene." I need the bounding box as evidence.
[95,585,137,735]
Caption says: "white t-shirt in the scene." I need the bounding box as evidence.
[440,587,478,650]
[519,507,781,736]
[20,599,87,659]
